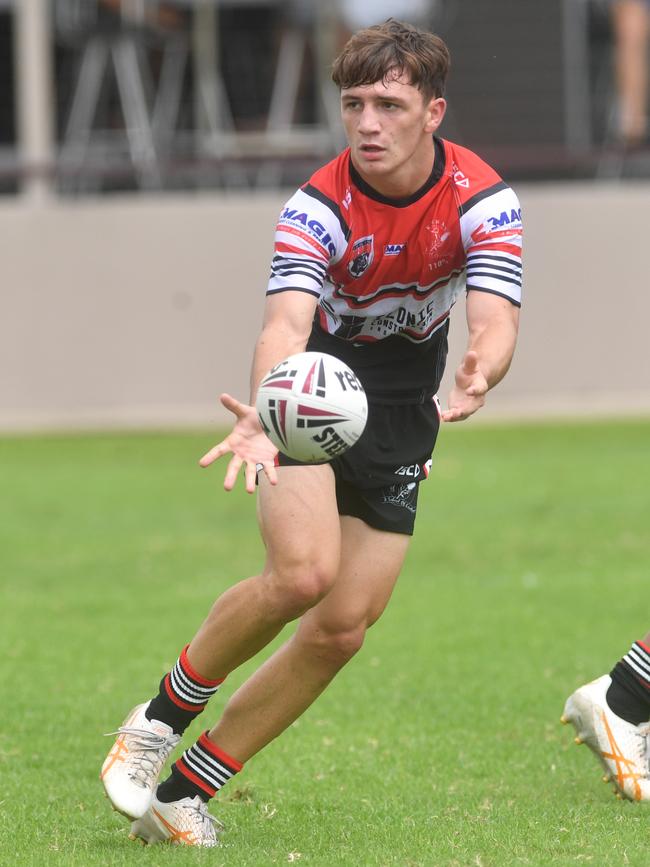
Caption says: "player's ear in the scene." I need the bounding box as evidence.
[424,97,446,133]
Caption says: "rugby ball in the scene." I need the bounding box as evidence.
[256,352,368,462]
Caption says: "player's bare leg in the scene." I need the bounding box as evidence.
[206,515,410,761]
[126,492,408,844]
[187,464,342,679]
[103,465,341,819]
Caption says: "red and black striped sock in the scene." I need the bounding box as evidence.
[607,640,650,725]
[157,732,243,803]
[145,645,224,735]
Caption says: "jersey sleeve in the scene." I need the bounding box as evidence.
[266,187,347,299]
[459,184,523,306]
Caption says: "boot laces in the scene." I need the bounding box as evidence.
[180,798,224,843]
[104,725,180,788]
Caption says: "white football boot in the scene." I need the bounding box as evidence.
[561,674,650,801]
[101,702,180,819]
[129,795,223,848]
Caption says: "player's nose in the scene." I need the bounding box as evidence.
[357,106,381,133]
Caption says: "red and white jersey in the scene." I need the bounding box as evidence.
[266,137,522,396]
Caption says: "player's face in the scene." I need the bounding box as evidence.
[341,73,446,196]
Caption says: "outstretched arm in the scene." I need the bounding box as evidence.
[199,291,319,492]
[249,292,319,403]
[442,291,519,423]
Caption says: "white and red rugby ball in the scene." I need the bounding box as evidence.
[256,352,368,463]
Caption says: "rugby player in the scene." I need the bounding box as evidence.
[101,19,522,846]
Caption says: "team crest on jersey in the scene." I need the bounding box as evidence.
[348,235,374,278]
[425,219,451,271]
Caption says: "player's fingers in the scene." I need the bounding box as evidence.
[223,454,243,491]
[199,440,229,467]
[262,461,278,486]
[220,393,248,419]
[442,404,469,422]
[244,461,258,495]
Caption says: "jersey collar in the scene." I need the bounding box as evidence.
[348,136,446,208]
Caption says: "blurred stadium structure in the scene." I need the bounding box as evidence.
[2,0,650,429]
[4,0,650,194]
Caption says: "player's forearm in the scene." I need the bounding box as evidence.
[249,323,309,402]
[466,297,520,390]
[249,292,319,402]
[468,324,517,389]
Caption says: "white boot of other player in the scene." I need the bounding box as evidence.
[129,795,223,847]
[101,702,180,819]
[562,674,650,801]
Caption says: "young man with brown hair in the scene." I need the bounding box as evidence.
[101,19,521,847]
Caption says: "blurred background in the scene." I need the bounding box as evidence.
[2,0,649,430]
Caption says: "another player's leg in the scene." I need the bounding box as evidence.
[131,515,409,844]
[103,464,341,827]
[562,636,650,800]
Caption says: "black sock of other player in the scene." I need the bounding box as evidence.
[145,645,224,736]
[156,732,243,803]
[606,641,650,725]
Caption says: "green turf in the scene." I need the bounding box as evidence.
[1,419,649,866]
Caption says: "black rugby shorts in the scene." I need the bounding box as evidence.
[277,396,441,535]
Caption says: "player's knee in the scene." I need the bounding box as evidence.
[266,561,338,618]
[285,567,337,615]
[328,626,366,664]
[300,622,367,669]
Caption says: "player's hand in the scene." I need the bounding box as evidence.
[441,351,489,422]
[199,394,278,494]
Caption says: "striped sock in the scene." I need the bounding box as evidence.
[607,640,650,725]
[145,645,224,735]
[157,732,243,804]
[623,641,650,685]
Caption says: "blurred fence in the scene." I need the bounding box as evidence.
[2,0,650,196]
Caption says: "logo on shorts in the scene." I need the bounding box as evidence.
[395,463,421,478]
[348,235,374,278]
[381,482,417,514]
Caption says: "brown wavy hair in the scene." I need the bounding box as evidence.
[332,18,450,100]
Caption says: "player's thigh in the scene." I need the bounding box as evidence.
[257,464,341,579]
[301,515,410,636]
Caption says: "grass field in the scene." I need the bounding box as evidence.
[1,419,649,866]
